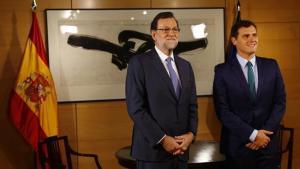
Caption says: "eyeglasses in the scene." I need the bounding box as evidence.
[155,27,181,34]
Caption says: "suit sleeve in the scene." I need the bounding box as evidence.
[262,60,286,132]
[213,65,254,142]
[125,57,165,147]
[188,63,198,136]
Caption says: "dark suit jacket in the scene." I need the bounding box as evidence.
[125,49,198,162]
[213,56,286,157]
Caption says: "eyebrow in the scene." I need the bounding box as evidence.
[242,32,257,36]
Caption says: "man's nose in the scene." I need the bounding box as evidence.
[167,30,177,36]
[249,35,257,41]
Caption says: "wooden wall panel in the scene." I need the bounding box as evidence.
[72,0,150,8]
[282,70,300,103]
[76,101,132,140]
[256,23,300,70]
[75,101,132,169]
[0,0,72,169]
[247,0,300,22]
[58,103,78,142]
[196,97,221,141]
[0,12,31,47]
[257,40,299,69]
[0,0,32,12]
[284,100,300,127]
[35,0,70,10]
[1,0,300,169]
[151,0,225,8]
[78,139,131,169]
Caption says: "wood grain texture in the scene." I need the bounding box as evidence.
[72,0,150,8]
[151,0,225,8]
[0,0,300,169]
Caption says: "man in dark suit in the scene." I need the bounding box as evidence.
[213,20,286,169]
[125,12,198,169]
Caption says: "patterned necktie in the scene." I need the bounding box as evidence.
[166,57,181,98]
[246,61,256,101]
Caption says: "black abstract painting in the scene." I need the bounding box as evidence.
[67,30,208,70]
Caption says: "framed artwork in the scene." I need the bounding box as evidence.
[46,8,225,102]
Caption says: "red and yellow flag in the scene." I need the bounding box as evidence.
[9,12,58,152]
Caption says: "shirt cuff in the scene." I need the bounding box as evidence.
[157,134,166,144]
[249,129,258,142]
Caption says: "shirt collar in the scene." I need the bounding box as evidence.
[155,46,175,62]
[236,54,256,68]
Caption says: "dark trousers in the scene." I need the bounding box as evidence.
[225,151,280,169]
[136,158,188,169]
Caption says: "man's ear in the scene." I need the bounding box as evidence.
[151,31,156,41]
[231,36,237,45]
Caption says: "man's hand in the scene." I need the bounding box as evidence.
[173,132,194,155]
[245,129,273,150]
[161,135,181,154]
[245,142,260,150]
[254,130,273,147]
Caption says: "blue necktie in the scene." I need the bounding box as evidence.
[166,57,181,98]
[246,61,256,101]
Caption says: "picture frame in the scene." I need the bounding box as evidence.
[46,8,225,102]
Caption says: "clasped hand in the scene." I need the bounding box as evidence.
[245,129,273,150]
[161,132,194,155]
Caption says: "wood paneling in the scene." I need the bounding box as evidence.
[1,0,300,169]
[58,103,78,142]
[197,97,221,141]
[284,99,300,127]
[0,0,73,169]
[72,0,150,8]
[247,0,300,22]
[256,23,300,70]
[0,45,23,77]
[78,139,131,169]
[0,12,31,46]
[151,0,225,8]
[0,0,32,11]
[257,39,299,69]
[35,0,70,10]
[71,101,132,168]
[76,101,132,141]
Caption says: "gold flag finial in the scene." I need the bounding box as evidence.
[32,0,37,11]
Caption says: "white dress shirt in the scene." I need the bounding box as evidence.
[155,46,181,82]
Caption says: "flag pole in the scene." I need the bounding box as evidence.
[31,2,41,169]
[236,0,241,22]
[225,0,241,62]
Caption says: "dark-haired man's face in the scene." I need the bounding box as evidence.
[231,25,258,60]
[151,18,179,56]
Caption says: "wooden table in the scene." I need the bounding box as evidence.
[115,141,226,169]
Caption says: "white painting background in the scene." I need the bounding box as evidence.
[47,9,224,102]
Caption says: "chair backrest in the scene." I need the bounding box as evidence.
[38,135,102,169]
[38,136,73,169]
[277,125,294,169]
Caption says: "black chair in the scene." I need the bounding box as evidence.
[38,136,102,169]
[277,125,294,169]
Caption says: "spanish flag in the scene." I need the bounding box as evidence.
[9,12,58,152]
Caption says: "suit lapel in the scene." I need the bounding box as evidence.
[256,57,264,99]
[230,57,251,99]
[150,50,178,99]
